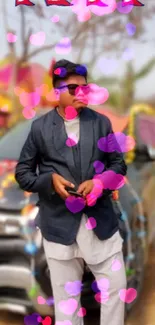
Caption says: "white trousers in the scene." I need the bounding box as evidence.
[44,250,127,325]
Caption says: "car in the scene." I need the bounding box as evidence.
[97,103,155,248]
[0,109,148,318]
[124,107,155,247]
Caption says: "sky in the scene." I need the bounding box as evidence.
[0,0,155,100]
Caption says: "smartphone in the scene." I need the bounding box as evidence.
[68,190,83,197]
[65,186,83,197]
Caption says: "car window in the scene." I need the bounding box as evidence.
[0,118,36,161]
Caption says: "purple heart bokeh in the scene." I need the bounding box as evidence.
[91,280,100,293]
[93,160,105,173]
[65,281,83,296]
[97,132,135,153]
[46,296,54,306]
[24,313,40,325]
[117,0,133,13]
[126,22,136,36]
[65,196,85,213]
[55,37,71,55]
[122,48,134,61]
[94,170,125,190]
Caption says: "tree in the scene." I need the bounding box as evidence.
[1,0,155,118]
[0,0,104,125]
[87,2,155,112]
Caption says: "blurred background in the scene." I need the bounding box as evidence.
[0,0,155,324]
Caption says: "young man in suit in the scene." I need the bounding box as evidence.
[15,59,127,325]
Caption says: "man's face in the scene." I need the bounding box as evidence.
[55,74,89,111]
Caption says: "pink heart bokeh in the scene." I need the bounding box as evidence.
[66,134,78,147]
[58,298,78,315]
[119,288,137,304]
[7,33,17,43]
[71,0,116,19]
[77,307,87,317]
[92,179,104,196]
[90,0,116,16]
[85,217,97,230]
[86,193,97,207]
[51,15,60,23]
[95,291,110,304]
[42,316,52,325]
[87,84,109,105]
[37,295,46,305]
[19,91,40,108]
[30,31,46,46]
[97,278,110,291]
[38,316,52,325]
[77,11,91,22]
[111,259,122,271]
[22,108,36,120]
[65,106,78,120]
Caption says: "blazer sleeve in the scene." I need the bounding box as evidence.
[104,117,127,176]
[15,120,55,198]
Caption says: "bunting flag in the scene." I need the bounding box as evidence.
[122,0,144,6]
[15,0,35,6]
[44,0,72,5]
[15,0,144,6]
[86,0,108,6]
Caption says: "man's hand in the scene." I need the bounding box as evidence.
[52,173,75,200]
[77,180,94,197]
[77,179,104,206]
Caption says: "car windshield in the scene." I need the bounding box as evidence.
[0,118,36,161]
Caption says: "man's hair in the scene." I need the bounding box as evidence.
[52,59,88,87]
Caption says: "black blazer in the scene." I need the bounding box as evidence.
[15,107,127,245]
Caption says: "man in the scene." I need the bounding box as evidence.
[15,59,127,325]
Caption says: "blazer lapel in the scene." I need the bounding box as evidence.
[53,109,79,184]
[80,108,95,182]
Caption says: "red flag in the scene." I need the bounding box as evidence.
[44,0,72,5]
[122,0,144,6]
[86,0,108,6]
[15,0,35,6]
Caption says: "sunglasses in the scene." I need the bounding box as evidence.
[56,84,91,96]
